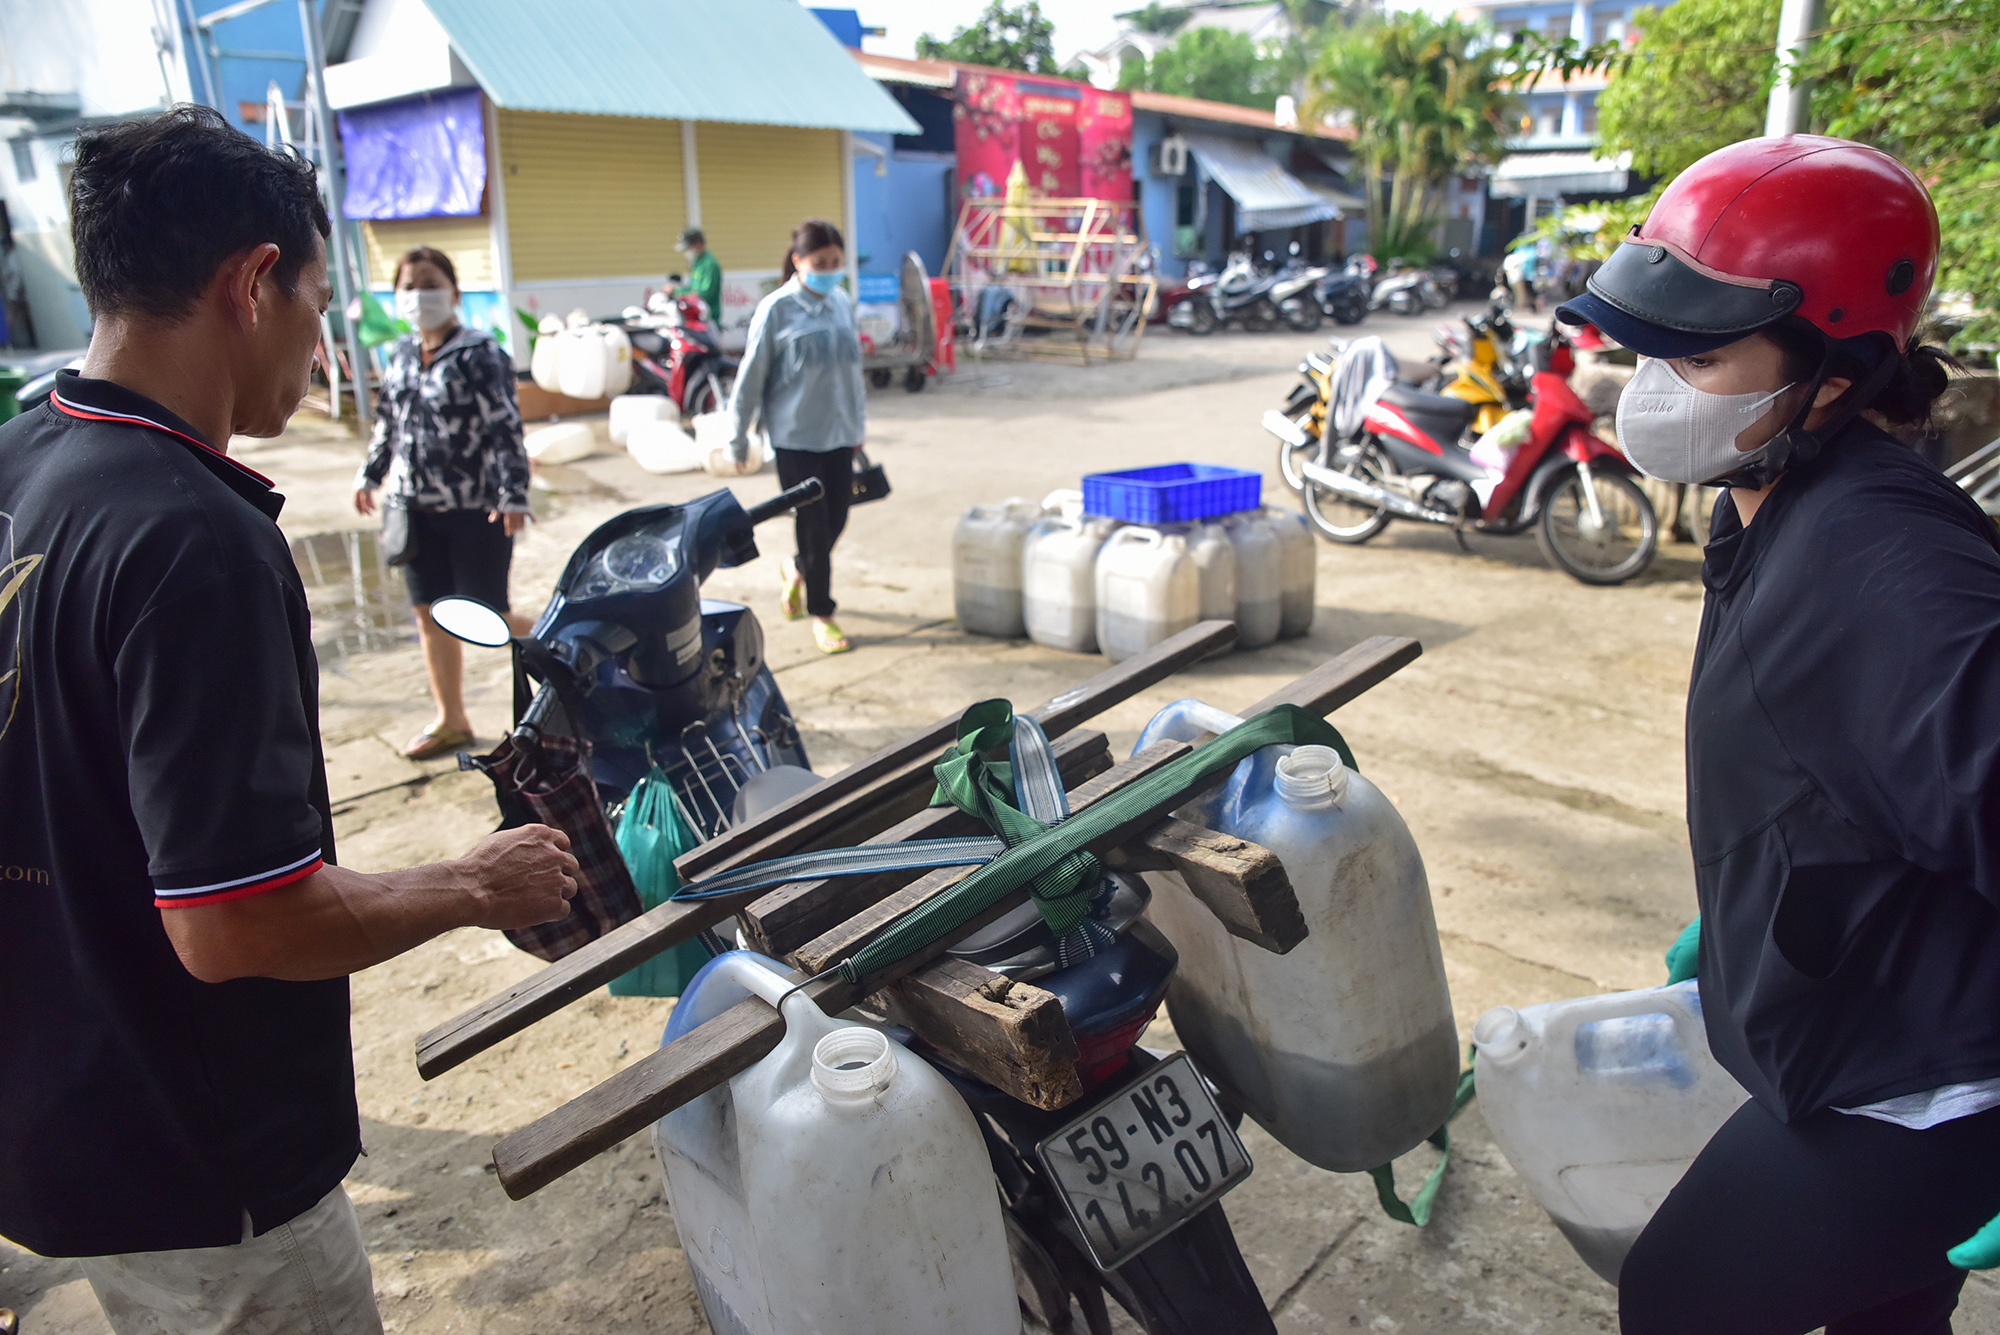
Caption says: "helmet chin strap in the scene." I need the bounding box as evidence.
[1714,346,1901,490]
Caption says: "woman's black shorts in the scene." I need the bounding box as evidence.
[402,508,515,610]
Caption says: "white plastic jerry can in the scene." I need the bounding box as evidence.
[600,323,635,397]
[1471,982,1749,1284]
[609,392,680,445]
[1094,526,1198,664]
[952,498,1043,638]
[530,314,565,393]
[1221,513,1281,649]
[1261,506,1317,639]
[1176,521,1238,629]
[559,325,609,401]
[1022,513,1118,654]
[1134,699,1460,1172]
[652,952,1018,1335]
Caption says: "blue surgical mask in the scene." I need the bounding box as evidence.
[800,269,842,296]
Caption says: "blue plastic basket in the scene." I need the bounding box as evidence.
[1082,463,1263,525]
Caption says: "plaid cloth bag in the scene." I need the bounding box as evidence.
[460,733,643,962]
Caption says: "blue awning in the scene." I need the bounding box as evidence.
[1184,133,1341,233]
[420,0,919,134]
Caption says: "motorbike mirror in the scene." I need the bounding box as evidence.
[430,596,514,648]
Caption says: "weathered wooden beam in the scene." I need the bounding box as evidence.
[737,729,1112,958]
[1105,818,1306,954]
[485,638,1423,1196]
[876,959,1081,1111]
[673,618,1239,883]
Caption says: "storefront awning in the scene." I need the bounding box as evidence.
[1185,133,1342,232]
[1488,150,1633,199]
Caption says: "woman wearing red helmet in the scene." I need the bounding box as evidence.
[1556,136,2000,1332]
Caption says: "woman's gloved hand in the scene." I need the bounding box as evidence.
[1665,916,1701,984]
[1950,1217,2000,1269]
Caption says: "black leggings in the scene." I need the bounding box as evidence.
[774,446,853,619]
[1620,1099,2000,1334]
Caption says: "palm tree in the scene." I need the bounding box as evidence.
[1306,14,1515,260]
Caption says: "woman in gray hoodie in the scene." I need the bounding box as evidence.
[727,218,866,654]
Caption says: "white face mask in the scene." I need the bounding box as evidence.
[1615,357,1796,485]
[395,287,457,331]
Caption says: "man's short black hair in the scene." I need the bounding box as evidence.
[70,104,331,321]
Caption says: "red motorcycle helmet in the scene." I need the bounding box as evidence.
[1557,136,1939,361]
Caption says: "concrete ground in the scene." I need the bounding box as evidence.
[7,306,1998,1333]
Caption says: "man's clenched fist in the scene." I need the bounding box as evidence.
[460,824,579,930]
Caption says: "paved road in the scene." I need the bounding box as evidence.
[9,306,1997,1334]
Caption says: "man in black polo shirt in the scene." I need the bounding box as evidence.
[0,108,579,1332]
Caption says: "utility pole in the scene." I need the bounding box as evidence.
[1765,0,1825,136]
[293,0,372,426]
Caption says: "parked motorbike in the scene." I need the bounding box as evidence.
[1265,331,1659,585]
[1429,305,1532,436]
[612,288,737,418]
[1314,267,1371,326]
[1367,263,1438,318]
[430,484,1274,1334]
[1168,251,1282,335]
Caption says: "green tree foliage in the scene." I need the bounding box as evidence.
[916,1,1059,74]
[1116,3,1191,36]
[1116,26,1287,109]
[1305,14,1514,261]
[1594,0,1779,179]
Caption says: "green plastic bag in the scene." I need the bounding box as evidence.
[607,768,709,998]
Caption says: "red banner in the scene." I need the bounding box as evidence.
[953,71,1131,204]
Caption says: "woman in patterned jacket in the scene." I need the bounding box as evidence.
[353,247,532,759]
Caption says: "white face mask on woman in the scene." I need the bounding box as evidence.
[1615,357,1795,485]
[395,287,457,331]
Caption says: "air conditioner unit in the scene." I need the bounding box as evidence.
[1151,135,1189,178]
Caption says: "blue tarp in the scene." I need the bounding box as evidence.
[338,87,486,221]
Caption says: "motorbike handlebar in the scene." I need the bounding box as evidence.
[744,477,825,526]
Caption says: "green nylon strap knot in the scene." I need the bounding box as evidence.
[841,701,1352,986]
[931,700,1101,940]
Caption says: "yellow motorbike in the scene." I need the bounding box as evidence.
[1432,306,1530,436]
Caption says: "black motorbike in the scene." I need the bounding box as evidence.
[433,487,1276,1334]
[1313,268,1370,326]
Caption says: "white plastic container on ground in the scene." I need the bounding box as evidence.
[609,393,678,446]
[625,420,705,474]
[1261,507,1317,639]
[1094,526,1198,663]
[529,314,565,392]
[523,421,597,465]
[1471,981,1749,1284]
[599,324,634,397]
[1222,512,1282,649]
[1177,520,1238,629]
[652,952,1018,1335]
[557,325,608,401]
[1134,699,1460,1172]
[953,498,1043,638]
[1022,512,1119,654]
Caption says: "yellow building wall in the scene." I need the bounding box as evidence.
[497,109,686,284]
[360,215,496,289]
[694,123,844,275]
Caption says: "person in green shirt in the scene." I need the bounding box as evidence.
[675,227,722,323]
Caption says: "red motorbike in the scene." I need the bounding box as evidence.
[1265,331,1658,585]
[615,292,737,417]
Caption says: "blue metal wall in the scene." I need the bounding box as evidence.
[184,0,319,136]
[851,132,953,285]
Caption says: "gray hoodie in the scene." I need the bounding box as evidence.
[727,277,867,460]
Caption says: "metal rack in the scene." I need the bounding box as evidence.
[944,197,1155,365]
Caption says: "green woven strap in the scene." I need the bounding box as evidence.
[841,702,1350,984]
[1367,1063,1477,1227]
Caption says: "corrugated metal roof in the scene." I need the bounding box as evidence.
[421,0,919,133]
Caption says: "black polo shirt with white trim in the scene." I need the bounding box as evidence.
[0,372,357,1256]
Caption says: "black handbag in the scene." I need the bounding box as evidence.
[380,503,417,567]
[851,449,891,505]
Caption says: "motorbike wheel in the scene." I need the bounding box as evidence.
[1280,296,1322,333]
[1301,442,1393,543]
[1390,290,1421,317]
[1278,418,1323,494]
[1242,298,1280,333]
[685,367,731,417]
[869,368,893,389]
[1536,467,1659,585]
[1331,291,1368,325]
[1183,301,1218,336]
[1684,483,1727,547]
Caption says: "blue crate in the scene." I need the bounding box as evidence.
[1082,463,1263,525]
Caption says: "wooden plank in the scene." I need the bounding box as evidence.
[672,618,1238,883]
[737,729,1112,959]
[486,640,1425,1195]
[876,960,1081,1111]
[418,616,1235,1081]
[1105,818,1306,954]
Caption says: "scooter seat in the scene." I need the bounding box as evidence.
[1378,382,1479,445]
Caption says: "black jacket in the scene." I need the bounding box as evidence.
[1690,419,2000,1122]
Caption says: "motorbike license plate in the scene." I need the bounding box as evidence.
[1036,1053,1253,1270]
